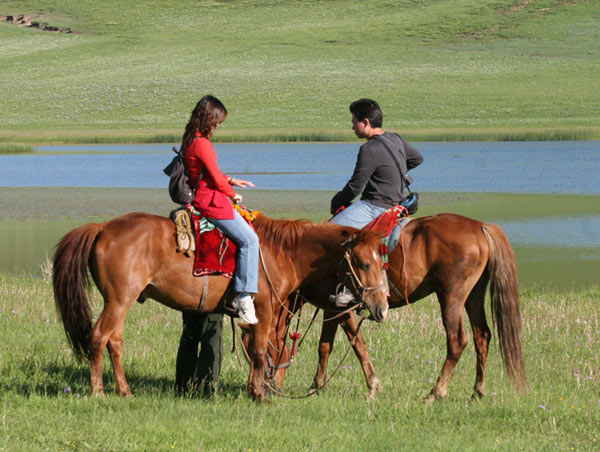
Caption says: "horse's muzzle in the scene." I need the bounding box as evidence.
[369,304,388,323]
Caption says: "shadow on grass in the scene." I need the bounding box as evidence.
[5,359,248,399]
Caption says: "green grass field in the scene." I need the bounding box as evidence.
[0,188,598,450]
[1,0,599,142]
[1,273,598,451]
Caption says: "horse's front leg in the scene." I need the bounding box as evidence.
[311,311,340,391]
[247,308,271,402]
[340,311,382,400]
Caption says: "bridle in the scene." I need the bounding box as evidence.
[338,240,390,308]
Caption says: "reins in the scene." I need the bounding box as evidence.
[339,247,389,302]
[261,312,369,399]
[257,245,368,324]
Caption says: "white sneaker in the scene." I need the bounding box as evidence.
[328,287,356,307]
[231,293,258,325]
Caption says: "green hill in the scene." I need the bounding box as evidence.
[1,0,598,142]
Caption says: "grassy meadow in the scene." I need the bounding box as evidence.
[1,274,598,451]
[1,0,599,450]
[0,187,599,451]
[1,0,599,143]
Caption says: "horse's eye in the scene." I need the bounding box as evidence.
[359,262,371,271]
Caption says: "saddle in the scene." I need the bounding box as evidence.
[170,204,258,278]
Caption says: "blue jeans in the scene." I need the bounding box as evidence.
[329,200,387,229]
[209,210,259,294]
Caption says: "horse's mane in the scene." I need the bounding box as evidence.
[253,214,337,259]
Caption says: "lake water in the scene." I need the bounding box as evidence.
[2,141,599,194]
[1,141,599,287]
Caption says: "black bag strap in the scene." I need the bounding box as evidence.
[373,134,413,193]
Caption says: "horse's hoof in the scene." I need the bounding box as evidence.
[471,391,485,401]
[423,393,436,404]
[257,395,271,404]
[366,389,378,401]
[307,386,319,396]
[369,376,383,393]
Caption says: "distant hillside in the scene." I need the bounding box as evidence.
[1,0,598,141]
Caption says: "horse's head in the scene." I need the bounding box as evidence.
[339,230,389,322]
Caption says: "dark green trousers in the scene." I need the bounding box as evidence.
[175,312,223,397]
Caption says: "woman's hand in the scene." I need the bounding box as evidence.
[232,193,243,204]
[229,177,255,189]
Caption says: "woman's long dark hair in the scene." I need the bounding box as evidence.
[181,95,228,151]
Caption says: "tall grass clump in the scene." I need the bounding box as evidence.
[0,143,34,154]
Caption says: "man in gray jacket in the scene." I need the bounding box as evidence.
[329,98,424,303]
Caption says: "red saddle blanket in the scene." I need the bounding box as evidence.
[188,208,237,278]
[363,205,408,236]
[363,205,409,269]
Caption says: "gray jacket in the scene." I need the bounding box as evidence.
[330,132,424,213]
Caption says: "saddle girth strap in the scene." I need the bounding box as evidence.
[198,276,209,311]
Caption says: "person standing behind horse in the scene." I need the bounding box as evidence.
[175,95,259,396]
[182,95,259,323]
[329,98,424,304]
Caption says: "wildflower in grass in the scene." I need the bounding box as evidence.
[64,386,71,393]
[539,405,546,410]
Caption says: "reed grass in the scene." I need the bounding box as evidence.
[1,127,595,148]
[0,143,34,154]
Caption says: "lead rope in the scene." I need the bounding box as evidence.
[262,312,368,399]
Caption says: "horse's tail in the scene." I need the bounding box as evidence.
[52,223,103,361]
[482,223,526,389]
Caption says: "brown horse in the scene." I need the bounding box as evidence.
[52,212,389,401]
[246,213,526,401]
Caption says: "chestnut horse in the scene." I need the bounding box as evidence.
[245,213,526,401]
[52,212,389,401]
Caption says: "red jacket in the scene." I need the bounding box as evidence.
[184,134,235,220]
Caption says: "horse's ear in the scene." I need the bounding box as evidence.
[341,232,358,247]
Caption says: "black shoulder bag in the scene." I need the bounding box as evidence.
[163,146,194,205]
[374,135,419,215]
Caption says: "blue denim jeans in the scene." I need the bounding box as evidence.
[209,210,259,294]
[329,200,387,229]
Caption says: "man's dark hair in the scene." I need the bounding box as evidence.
[349,98,383,128]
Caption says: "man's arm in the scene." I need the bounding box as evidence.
[404,140,424,171]
[330,146,375,214]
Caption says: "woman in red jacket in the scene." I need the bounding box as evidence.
[182,95,258,324]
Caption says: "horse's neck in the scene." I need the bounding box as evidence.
[295,227,347,284]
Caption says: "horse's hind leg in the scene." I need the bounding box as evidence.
[426,292,469,402]
[89,300,134,397]
[106,314,133,397]
[89,319,109,395]
[465,272,491,399]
